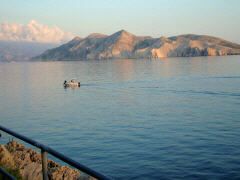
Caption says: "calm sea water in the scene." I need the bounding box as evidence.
[0,56,240,179]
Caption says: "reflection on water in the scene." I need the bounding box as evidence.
[0,56,240,179]
[63,86,80,90]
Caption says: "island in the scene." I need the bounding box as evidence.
[33,30,240,61]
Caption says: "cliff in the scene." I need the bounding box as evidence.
[33,30,240,60]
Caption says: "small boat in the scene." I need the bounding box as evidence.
[63,79,80,87]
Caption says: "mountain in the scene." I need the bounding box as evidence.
[34,30,240,60]
[0,41,58,62]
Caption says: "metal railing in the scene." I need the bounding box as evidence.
[0,167,15,180]
[0,125,110,180]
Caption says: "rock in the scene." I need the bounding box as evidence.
[22,162,42,180]
[33,31,240,60]
[0,145,15,168]
[0,141,92,180]
[49,166,80,180]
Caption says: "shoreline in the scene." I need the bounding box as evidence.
[0,141,95,180]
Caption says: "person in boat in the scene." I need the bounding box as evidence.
[63,79,80,88]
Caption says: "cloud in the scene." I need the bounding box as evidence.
[0,20,74,43]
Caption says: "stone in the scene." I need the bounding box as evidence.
[0,141,93,180]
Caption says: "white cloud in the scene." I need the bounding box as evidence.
[0,20,74,43]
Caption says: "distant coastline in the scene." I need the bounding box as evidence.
[33,30,240,61]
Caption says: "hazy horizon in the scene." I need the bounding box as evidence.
[0,0,240,43]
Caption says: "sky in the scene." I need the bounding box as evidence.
[0,0,240,43]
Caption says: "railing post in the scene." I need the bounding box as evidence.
[41,149,48,180]
[0,125,110,180]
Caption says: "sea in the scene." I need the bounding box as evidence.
[0,56,240,179]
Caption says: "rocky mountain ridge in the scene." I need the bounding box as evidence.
[34,30,240,60]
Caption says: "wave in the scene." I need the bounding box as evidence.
[79,81,240,97]
[131,86,240,97]
[211,76,240,79]
[175,90,240,97]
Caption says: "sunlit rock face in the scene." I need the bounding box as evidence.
[34,30,240,60]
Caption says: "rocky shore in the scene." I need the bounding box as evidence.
[0,141,95,180]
